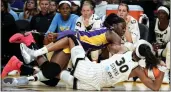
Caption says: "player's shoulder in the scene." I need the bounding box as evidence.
[129,16,137,24]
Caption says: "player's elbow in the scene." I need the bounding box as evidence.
[151,86,160,91]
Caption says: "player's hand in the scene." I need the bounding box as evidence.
[152,43,160,52]
[159,60,166,67]
[46,32,58,42]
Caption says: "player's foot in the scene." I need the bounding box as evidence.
[20,43,35,64]
[2,77,29,86]
[9,32,35,46]
[1,56,23,78]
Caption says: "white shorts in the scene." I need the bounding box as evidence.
[74,58,104,90]
[71,46,104,90]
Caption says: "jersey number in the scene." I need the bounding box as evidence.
[115,57,129,73]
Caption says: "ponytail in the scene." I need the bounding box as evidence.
[138,44,160,70]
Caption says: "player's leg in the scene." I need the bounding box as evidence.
[60,70,97,90]
[20,37,71,64]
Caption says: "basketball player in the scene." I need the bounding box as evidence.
[3,38,167,91]
[152,5,170,83]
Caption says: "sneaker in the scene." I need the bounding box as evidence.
[2,77,29,86]
[20,43,35,64]
[9,32,35,46]
[1,56,23,78]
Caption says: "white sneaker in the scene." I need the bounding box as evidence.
[20,43,35,64]
[2,77,29,86]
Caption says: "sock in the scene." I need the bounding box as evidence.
[60,70,74,86]
[20,65,35,75]
[35,71,49,81]
[34,46,48,57]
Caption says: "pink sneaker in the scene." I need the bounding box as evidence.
[9,32,35,46]
[1,56,23,78]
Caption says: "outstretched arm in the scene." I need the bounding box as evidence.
[130,66,164,91]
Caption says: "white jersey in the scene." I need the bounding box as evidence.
[100,51,138,87]
[127,15,140,44]
[75,14,102,32]
[154,18,170,44]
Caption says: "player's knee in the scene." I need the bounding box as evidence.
[71,46,85,66]
[41,62,61,79]
[67,35,79,46]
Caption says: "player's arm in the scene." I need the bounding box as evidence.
[132,66,164,91]
[44,33,58,45]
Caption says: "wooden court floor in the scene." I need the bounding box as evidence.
[1,80,170,91]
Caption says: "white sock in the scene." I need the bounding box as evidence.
[34,47,48,57]
[35,71,49,81]
[60,70,74,86]
[27,76,35,81]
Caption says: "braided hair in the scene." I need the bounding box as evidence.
[103,13,125,28]
[138,44,160,70]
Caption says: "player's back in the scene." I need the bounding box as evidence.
[78,28,108,50]
[100,51,138,87]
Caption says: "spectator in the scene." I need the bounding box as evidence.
[117,3,140,44]
[8,3,19,21]
[151,5,170,53]
[45,1,79,34]
[151,6,170,84]
[94,0,108,19]
[19,0,39,22]
[49,0,58,17]
[71,0,81,16]
[75,1,103,63]
[75,2,102,32]
[1,0,21,66]
[30,0,54,48]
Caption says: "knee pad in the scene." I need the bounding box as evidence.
[41,78,60,87]
[67,35,79,46]
[41,61,61,79]
[71,46,85,66]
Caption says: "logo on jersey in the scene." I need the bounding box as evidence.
[110,63,119,76]
[106,57,129,79]
[131,20,136,24]
[155,30,168,43]
[76,22,81,27]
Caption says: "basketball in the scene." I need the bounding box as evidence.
[144,67,161,79]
